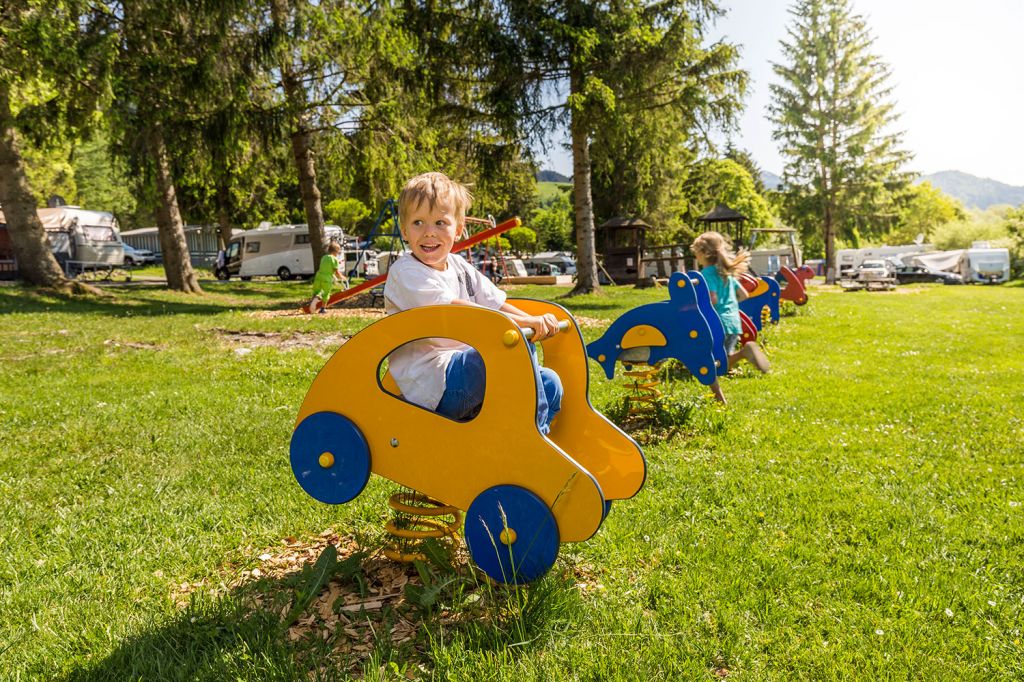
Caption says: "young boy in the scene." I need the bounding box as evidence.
[310,241,346,314]
[383,172,563,433]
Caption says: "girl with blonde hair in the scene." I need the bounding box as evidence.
[690,231,769,389]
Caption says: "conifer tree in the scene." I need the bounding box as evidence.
[769,0,911,281]
[491,0,744,293]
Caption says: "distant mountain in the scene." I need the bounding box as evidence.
[918,170,1024,209]
[537,170,570,183]
[761,170,783,191]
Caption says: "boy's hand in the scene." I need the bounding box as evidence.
[522,313,560,341]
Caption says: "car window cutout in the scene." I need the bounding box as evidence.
[378,340,486,423]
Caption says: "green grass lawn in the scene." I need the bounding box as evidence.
[1,281,1022,680]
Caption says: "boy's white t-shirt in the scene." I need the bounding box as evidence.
[383,253,507,410]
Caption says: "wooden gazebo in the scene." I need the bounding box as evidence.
[597,217,650,284]
[697,204,748,245]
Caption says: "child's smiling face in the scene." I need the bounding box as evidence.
[401,201,463,271]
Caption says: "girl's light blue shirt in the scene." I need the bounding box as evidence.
[700,265,742,334]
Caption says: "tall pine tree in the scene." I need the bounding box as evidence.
[769,0,911,281]
[491,1,744,293]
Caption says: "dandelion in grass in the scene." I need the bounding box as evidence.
[944,608,954,618]
[875,629,884,636]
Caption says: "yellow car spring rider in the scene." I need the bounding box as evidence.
[290,299,646,584]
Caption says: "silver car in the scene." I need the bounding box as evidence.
[857,259,892,282]
[122,243,156,266]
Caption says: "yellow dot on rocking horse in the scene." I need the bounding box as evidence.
[676,279,685,287]
[502,329,520,347]
[499,528,517,545]
[598,354,606,362]
[699,367,709,375]
[319,452,335,468]
[689,330,698,339]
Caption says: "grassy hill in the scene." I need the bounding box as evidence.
[536,180,571,204]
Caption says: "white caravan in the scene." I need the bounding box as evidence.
[219,224,345,281]
[959,247,1010,284]
[37,207,124,268]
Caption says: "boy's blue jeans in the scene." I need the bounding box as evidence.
[436,343,562,435]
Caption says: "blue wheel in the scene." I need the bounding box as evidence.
[464,485,559,584]
[290,411,371,505]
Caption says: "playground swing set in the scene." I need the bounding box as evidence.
[288,205,814,584]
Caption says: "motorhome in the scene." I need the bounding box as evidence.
[217,224,345,281]
[959,247,1010,284]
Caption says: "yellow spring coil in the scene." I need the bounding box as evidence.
[623,362,661,416]
[383,488,462,563]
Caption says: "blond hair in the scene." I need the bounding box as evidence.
[398,172,473,228]
[327,240,342,255]
[690,231,750,277]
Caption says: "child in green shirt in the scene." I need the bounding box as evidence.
[310,241,346,314]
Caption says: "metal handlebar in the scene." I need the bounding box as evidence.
[520,319,571,340]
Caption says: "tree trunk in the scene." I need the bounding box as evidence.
[289,128,327,264]
[148,126,202,293]
[271,0,328,265]
[567,68,601,296]
[823,198,836,284]
[216,179,233,250]
[0,87,75,290]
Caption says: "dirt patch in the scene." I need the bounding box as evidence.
[211,327,348,352]
[572,315,608,329]
[247,307,385,320]
[172,531,425,676]
[103,339,164,351]
[170,527,601,678]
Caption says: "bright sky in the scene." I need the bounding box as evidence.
[537,0,1024,187]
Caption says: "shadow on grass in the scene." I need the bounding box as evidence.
[58,594,303,682]
[0,284,305,318]
[57,542,580,681]
[558,300,625,313]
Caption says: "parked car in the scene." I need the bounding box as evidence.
[122,243,156,266]
[894,265,963,285]
[856,259,893,283]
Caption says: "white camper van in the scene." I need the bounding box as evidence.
[217,224,345,281]
[37,207,124,270]
[959,247,1010,284]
